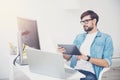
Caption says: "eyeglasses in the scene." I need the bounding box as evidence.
[80,19,93,25]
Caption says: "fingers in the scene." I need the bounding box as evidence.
[75,53,83,60]
[57,47,66,53]
[75,55,81,60]
[75,54,88,61]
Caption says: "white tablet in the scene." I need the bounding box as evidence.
[58,44,81,55]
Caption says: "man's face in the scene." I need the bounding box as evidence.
[80,15,94,32]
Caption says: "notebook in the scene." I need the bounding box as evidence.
[26,47,85,79]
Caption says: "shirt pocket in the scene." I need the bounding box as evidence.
[94,45,104,58]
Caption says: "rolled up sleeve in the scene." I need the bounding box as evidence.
[103,36,114,66]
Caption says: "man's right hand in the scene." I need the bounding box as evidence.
[57,47,71,60]
[57,47,66,54]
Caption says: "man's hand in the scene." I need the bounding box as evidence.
[75,54,88,61]
[57,47,71,61]
[57,47,66,54]
[75,54,109,67]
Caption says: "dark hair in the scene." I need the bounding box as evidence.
[81,10,99,25]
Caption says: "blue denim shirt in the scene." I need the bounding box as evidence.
[71,31,114,79]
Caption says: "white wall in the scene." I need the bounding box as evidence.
[59,0,120,57]
[0,0,120,79]
[16,0,120,57]
[0,37,10,79]
[0,0,17,79]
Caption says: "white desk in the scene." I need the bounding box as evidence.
[10,56,85,80]
[11,65,85,80]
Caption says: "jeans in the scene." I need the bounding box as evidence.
[77,69,97,80]
[70,55,97,80]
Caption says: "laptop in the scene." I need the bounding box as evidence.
[26,48,85,79]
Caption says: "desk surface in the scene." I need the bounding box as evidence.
[10,55,85,80]
[14,64,85,80]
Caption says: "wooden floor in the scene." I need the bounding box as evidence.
[102,58,120,80]
[0,79,9,80]
[102,67,120,80]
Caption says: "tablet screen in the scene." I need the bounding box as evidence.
[58,44,81,55]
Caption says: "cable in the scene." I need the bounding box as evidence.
[13,44,26,66]
[13,53,20,66]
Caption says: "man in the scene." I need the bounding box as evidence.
[58,10,114,80]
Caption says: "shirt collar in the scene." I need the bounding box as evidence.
[83,30,101,37]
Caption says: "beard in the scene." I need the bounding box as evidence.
[83,25,93,32]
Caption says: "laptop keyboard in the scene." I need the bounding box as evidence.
[64,68,78,78]
[65,68,77,74]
